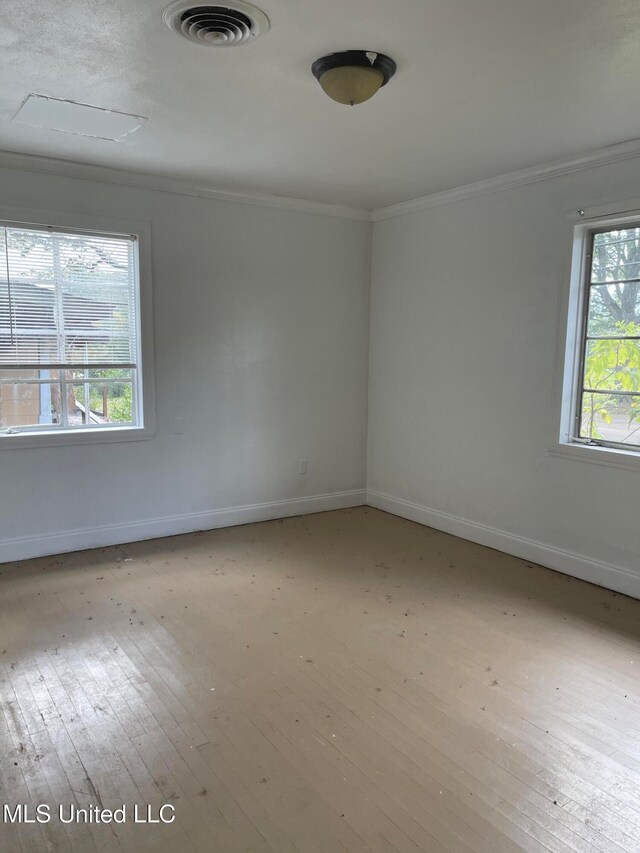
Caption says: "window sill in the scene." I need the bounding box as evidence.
[549,440,640,471]
[0,425,154,450]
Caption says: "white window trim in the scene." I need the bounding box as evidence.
[0,204,155,449]
[550,197,640,471]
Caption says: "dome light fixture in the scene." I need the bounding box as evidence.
[311,50,397,106]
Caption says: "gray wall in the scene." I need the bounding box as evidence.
[368,156,640,596]
[4,153,640,596]
[0,167,371,560]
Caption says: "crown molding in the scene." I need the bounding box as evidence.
[4,136,640,224]
[0,149,371,221]
[372,137,640,221]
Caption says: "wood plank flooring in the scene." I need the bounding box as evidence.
[1,506,640,852]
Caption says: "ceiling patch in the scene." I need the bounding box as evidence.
[12,95,148,141]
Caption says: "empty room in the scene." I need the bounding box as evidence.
[1,1,640,851]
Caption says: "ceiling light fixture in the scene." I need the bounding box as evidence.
[311,50,396,106]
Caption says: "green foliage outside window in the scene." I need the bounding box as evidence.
[73,369,133,423]
[580,227,640,446]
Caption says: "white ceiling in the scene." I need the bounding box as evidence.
[1,0,640,209]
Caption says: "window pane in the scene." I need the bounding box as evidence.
[587,282,640,337]
[67,367,133,382]
[583,339,640,393]
[59,233,136,366]
[0,226,137,367]
[580,392,640,447]
[591,227,640,284]
[62,281,135,365]
[0,369,62,429]
[0,223,142,437]
[70,380,134,425]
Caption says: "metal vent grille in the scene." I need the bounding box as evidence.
[163,1,269,46]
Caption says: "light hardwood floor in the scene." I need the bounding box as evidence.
[1,507,640,853]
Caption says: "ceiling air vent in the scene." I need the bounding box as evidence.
[163,1,269,46]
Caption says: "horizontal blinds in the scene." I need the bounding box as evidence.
[0,226,137,368]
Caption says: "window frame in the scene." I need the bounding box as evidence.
[0,205,155,449]
[552,200,640,470]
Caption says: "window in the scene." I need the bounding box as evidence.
[0,221,146,442]
[560,211,640,457]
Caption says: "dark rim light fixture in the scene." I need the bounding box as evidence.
[312,50,396,106]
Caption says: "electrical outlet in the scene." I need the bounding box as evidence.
[297,458,308,475]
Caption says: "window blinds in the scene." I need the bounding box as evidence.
[0,225,137,370]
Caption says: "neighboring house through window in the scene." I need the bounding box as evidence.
[0,219,152,445]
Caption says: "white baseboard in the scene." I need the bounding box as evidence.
[6,487,638,601]
[367,489,640,601]
[1,489,366,564]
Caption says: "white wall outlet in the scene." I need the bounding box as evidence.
[172,416,185,435]
[297,458,308,475]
